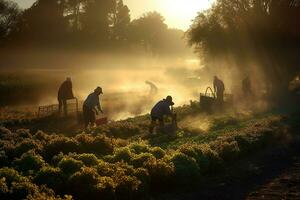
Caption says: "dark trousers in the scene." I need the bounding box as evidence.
[58,99,67,116]
[83,105,96,128]
[216,90,224,103]
[149,116,164,134]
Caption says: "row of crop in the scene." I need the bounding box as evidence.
[0,116,288,199]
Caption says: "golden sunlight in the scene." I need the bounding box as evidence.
[159,0,215,29]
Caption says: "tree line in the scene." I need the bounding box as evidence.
[187,0,300,96]
[0,0,188,55]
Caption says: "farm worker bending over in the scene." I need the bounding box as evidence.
[58,77,74,116]
[149,96,175,134]
[83,87,103,128]
[213,76,225,103]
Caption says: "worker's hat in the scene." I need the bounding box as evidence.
[95,87,103,94]
[166,95,174,106]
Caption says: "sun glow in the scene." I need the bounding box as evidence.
[160,0,215,30]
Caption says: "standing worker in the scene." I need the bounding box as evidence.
[58,77,74,116]
[149,96,175,134]
[83,87,103,128]
[213,76,225,103]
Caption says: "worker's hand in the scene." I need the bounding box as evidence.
[100,109,104,114]
[94,110,99,115]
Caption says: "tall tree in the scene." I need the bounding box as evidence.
[81,0,115,40]
[188,0,300,96]
[18,0,67,45]
[0,0,21,41]
[130,12,168,53]
[109,0,131,41]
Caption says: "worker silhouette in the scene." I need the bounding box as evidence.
[58,77,74,116]
[242,76,252,97]
[83,87,103,128]
[213,76,225,103]
[149,96,175,134]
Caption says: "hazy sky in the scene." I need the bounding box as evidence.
[12,0,214,30]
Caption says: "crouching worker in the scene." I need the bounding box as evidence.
[83,87,103,128]
[149,96,175,134]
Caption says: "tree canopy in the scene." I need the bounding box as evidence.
[0,0,189,56]
[188,0,300,95]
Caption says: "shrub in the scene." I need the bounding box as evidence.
[131,153,156,168]
[16,129,32,139]
[34,167,64,192]
[179,144,222,173]
[0,127,12,139]
[115,175,141,199]
[14,139,42,158]
[150,147,166,159]
[10,180,38,200]
[94,177,116,200]
[75,134,114,156]
[75,154,99,167]
[0,177,8,195]
[144,159,175,191]
[96,122,142,139]
[68,167,100,199]
[43,137,79,161]
[214,139,240,161]
[171,152,200,186]
[96,161,116,177]
[58,157,84,175]
[128,142,150,154]
[13,151,46,173]
[32,131,49,142]
[112,147,133,163]
[0,167,23,187]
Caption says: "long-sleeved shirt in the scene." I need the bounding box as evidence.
[213,78,225,93]
[83,92,101,110]
[151,99,172,118]
[58,80,74,100]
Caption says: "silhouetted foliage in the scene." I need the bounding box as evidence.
[188,0,300,97]
[0,0,21,41]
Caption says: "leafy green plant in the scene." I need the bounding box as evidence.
[13,151,46,174]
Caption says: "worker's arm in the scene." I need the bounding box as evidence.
[96,96,103,113]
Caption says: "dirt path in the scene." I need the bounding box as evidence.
[247,156,300,200]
